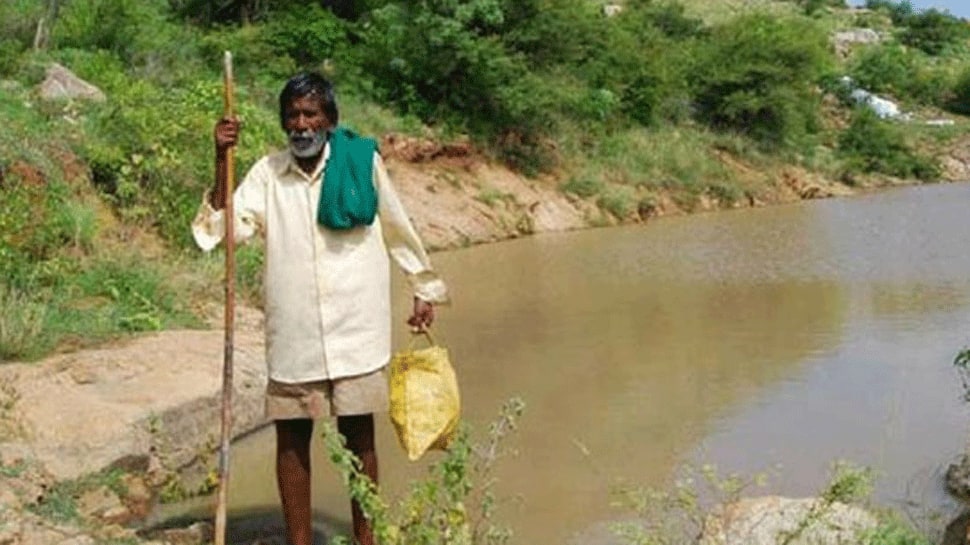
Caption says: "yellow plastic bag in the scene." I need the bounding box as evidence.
[389,331,461,461]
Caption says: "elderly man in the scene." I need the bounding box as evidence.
[192,71,448,545]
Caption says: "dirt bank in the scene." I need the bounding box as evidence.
[382,131,970,252]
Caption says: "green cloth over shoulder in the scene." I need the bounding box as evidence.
[317,126,379,230]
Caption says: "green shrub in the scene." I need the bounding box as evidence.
[690,13,832,150]
[361,1,531,124]
[863,518,933,545]
[597,186,636,219]
[75,70,279,247]
[837,108,940,181]
[849,43,923,98]
[898,8,970,56]
[864,0,915,24]
[0,285,47,362]
[0,0,44,73]
[0,172,80,283]
[947,65,970,115]
[358,1,561,170]
[499,0,604,69]
[797,0,847,16]
[571,2,698,127]
[53,0,165,58]
[262,4,349,67]
[323,398,524,545]
[560,177,603,199]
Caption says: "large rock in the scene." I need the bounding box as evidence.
[36,63,106,102]
[0,321,268,480]
[699,496,878,545]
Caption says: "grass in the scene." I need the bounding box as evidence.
[678,0,800,24]
[0,285,47,362]
[28,468,128,524]
[0,459,27,479]
[608,460,938,545]
[0,254,203,362]
[555,123,749,214]
[474,188,515,208]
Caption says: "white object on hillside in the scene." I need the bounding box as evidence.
[603,3,622,17]
[849,88,901,119]
[839,76,905,120]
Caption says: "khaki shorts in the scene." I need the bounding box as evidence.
[265,367,388,420]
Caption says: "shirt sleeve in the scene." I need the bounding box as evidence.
[191,162,267,251]
[375,154,450,305]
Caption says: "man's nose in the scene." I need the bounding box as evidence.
[293,114,310,130]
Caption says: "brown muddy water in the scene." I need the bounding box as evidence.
[159,183,970,544]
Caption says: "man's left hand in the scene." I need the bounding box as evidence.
[407,297,434,331]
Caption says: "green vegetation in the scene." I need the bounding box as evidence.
[611,460,937,545]
[323,398,525,545]
[0,0,968,360]
[319,400,938,545]
[838,108,941,181]
[28,467,128,524]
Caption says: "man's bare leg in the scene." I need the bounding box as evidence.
[276,419,314,545]
[337,414,377,545]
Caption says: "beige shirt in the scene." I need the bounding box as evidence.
[192,144,448,383]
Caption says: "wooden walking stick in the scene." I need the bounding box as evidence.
[215,50,236,545]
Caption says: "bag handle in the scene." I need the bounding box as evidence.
[407,328,437,349]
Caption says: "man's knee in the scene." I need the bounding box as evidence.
[337,414,374,451]
[276,418,314,452]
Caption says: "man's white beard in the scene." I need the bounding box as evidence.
[288,129,326,158]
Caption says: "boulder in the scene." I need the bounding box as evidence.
[36,63,105,102]
[699,496,878,545]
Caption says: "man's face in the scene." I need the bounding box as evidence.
[284,94,333,158]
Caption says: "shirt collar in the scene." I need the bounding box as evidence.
[276,141,330,181]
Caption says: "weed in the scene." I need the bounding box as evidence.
[838,108,941,181]
[705,183,743,205]
[777,461,872,545]
[608,459,936,545]
[28,468,129,524]
[862,516,933,545]
[146,412,162,436]
[953,346,970,401]
[598,186,637,219]
[0,458,27,478]
[0,284,47,362]
[474,189,514,208]
[0,376,20,414]
[609,463,772,544]
[561,177,603,199]
[323,398,525,545]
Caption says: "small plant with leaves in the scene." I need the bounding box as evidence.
[323,398,525,545]
[953,347,970,402]
[609,462,772,545]
[776,461,873,545]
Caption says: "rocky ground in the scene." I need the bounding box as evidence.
[3,129,970,544]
